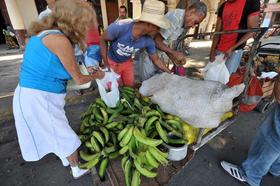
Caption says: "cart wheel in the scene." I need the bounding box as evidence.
[256,100,271,113]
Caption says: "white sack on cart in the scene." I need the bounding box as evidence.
[139,73,245,128]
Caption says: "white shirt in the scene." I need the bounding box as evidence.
[160,9,185,48]
[38,6,52,20]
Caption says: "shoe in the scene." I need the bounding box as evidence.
[61,157,70,167]
[71,166,90,179]
[220,161,248,184]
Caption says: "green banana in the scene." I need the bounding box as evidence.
[92,131,105,147]
[121,156,129,171]
[169,130,183,138]
[159,119,174,131]
[117,123,124,130]
[98,158,109,181]
[166,120,182,130]
[134,98,143,110]
[110,132,118,146]
[120,126,134,147]
[117,125,130,141]
[124,159,132,186]
[103,146,116,154]
[128,136,137,158]
[145,150,159,168]
[133,127,162,147]
[167,138,186,145]
[100,127,109,143]
[131,170,141,186]
[93,108,104,122]
[108,151,119,160]
[91,136,101,152]
[155,121,168,143]
[134,157,157,178]
[80,151,100,162]
[79,153,101,169]
[95,98,107,108]
[122,86,135,93]
[148,146,168,165]
[108,112,120,123]
[99,107,108,124]
[137,116,147,128]
[85,141,93,149]
[145,110,161,118]
[119,145,129,155]
[105,121,119,129]
[144,116,158,133]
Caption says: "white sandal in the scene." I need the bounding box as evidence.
[221,161,248,183]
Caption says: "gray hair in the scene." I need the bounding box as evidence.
[188,2,207,17]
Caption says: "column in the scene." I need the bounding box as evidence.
[205,10,216,40]
[130,0,142,19]
[100,0,108,29]
[4,0,25,48]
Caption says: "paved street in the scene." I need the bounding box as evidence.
[0,41,279,186]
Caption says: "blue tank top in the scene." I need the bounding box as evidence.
[19,30,72,94]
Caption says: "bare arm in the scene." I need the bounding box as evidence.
[99,32,111,67]
[209,17,222,62]
[43,34,104,85]
[154,34,184,63]
[149,53,171,73]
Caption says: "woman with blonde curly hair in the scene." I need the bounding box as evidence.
[13,0,104,179]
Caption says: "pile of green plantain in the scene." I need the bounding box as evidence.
[78,87,187,185]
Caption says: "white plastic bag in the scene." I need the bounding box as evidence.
[204,54,230,84]
[96,71,120,108]
[67,63,91,91]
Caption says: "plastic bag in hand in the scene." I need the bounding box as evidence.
[96,70,120,108]
[203,54,230,84]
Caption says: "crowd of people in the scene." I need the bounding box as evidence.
[12,0,279,185]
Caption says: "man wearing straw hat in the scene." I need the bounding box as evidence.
[99,0,171,87]
[135,1,207,81]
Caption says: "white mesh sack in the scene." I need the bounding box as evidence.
[139,73,245,128]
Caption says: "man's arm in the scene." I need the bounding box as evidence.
[149,53,171,73]
[224,14,259,58]
[154,34,185,63]
[209,17,222,62]
[99,32,111,68]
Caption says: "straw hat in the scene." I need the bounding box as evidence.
[137,0,170,29]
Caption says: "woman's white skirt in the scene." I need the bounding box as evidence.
[13,85,81,161]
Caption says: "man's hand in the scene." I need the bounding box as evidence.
[92,69,105,80]
[209,52,216,62]
[172,51,185,62]
[224,47,234,59]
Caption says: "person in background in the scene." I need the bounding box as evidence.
[136,1,207,81]
[38,0,56,20]
[209,0,260,74]
[100,0,171,87]
[115,5,129,22]
[13,0,104,179]
[221,76,280,186]
[85,0,101,70]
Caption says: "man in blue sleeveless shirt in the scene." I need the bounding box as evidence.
[100,0,171,87]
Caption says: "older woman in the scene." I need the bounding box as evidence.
[13,0,104,179]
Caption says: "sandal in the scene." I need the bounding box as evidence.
[220,161,248,183]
